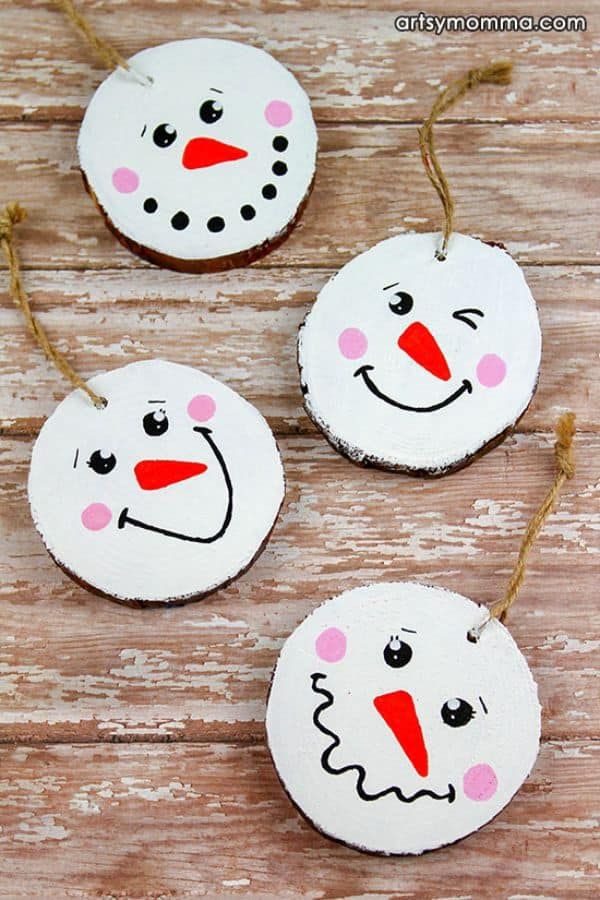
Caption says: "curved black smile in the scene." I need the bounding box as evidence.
[354,365,472,413]
[117,426,233,543]
[311,674,455,805]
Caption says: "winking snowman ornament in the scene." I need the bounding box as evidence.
[298,62,541,475]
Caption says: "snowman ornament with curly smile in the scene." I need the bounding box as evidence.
[28,360,284,605]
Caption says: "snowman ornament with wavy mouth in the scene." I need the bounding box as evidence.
[267,582,541,855]
[78,38,317,272]
[266,413,575,854]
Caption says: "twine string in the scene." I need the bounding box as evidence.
[0,203,106,409]
[54,0,152,86]
[468,413,576,641]
[418,60,513,260]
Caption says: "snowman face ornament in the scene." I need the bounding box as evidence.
[266,582,541,855]
[299,233,541,475]
[78,39,317,272]
[28,360,284,604]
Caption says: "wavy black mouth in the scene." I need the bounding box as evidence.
[117,426,233,543]
[354,365,472,413]
[311,673,455,805]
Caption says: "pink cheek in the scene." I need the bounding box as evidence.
[476,353,507,388]
[463,763,498,801]
[315,627,347,663]
[188,394,216,423]
[81,503,112,531]
[264,100,293,127]
[338,328,368,360]
[112,167,139,194]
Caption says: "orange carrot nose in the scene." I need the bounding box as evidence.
[182,137,248,170]
[134,460,207,491]
[373,690,429,777]
[398,321,451,381]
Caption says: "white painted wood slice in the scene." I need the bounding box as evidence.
[28,360,285,605]
[78,39,317,272]
[266,581,541,855]
[298,233,542,475]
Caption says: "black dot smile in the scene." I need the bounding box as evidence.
[146,136,290,236]
[354,365,473,413]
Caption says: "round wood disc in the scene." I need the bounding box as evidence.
[78,39,317,272]
[266,582,541,855]
[298,233,542,475]
[28,360,285,605]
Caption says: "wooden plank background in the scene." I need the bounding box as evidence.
[0,1,598,896]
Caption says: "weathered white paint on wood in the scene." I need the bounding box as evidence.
[0,742,598,896]
[0,266,598,433]
[1,1,597,123]
[0,2,598,895]
[0,123,598,269]
[1,433,597,743]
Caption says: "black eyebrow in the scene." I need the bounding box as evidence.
[73,448,79,469]
[210,87,223,94]
[401,627,417,634]
[147,400,166,404]
[383,282,399,291]
[453,308,484,329]
[479,696,488,714]
[141,124,147,137]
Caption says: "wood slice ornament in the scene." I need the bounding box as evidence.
[298,62,541,475]
[267,583,540,855]
[1,206,284,606]
[266,415,576,854]
[29,360,284,605]
[57,2,317,272]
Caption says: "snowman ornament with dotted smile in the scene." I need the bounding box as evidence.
[78,38,317,271]
[299,62,541,475]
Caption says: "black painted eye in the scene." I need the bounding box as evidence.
[383,635,412,668]
[143,410,169,436]
[441,698,475,727]
[199,99,223,124]
[388,291,414,316]
[87,449,116,475]
[153,124,177,148]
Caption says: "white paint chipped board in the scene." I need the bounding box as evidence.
[28,360,284,604]
[0,0,598,894]
[79,39,317,271]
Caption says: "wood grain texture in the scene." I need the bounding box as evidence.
[0,123,598,269]
[1,1,598,895]
[1,1,598,123]
[1,433,598,743]
[0,266,598,434]
[0,741,598,897]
